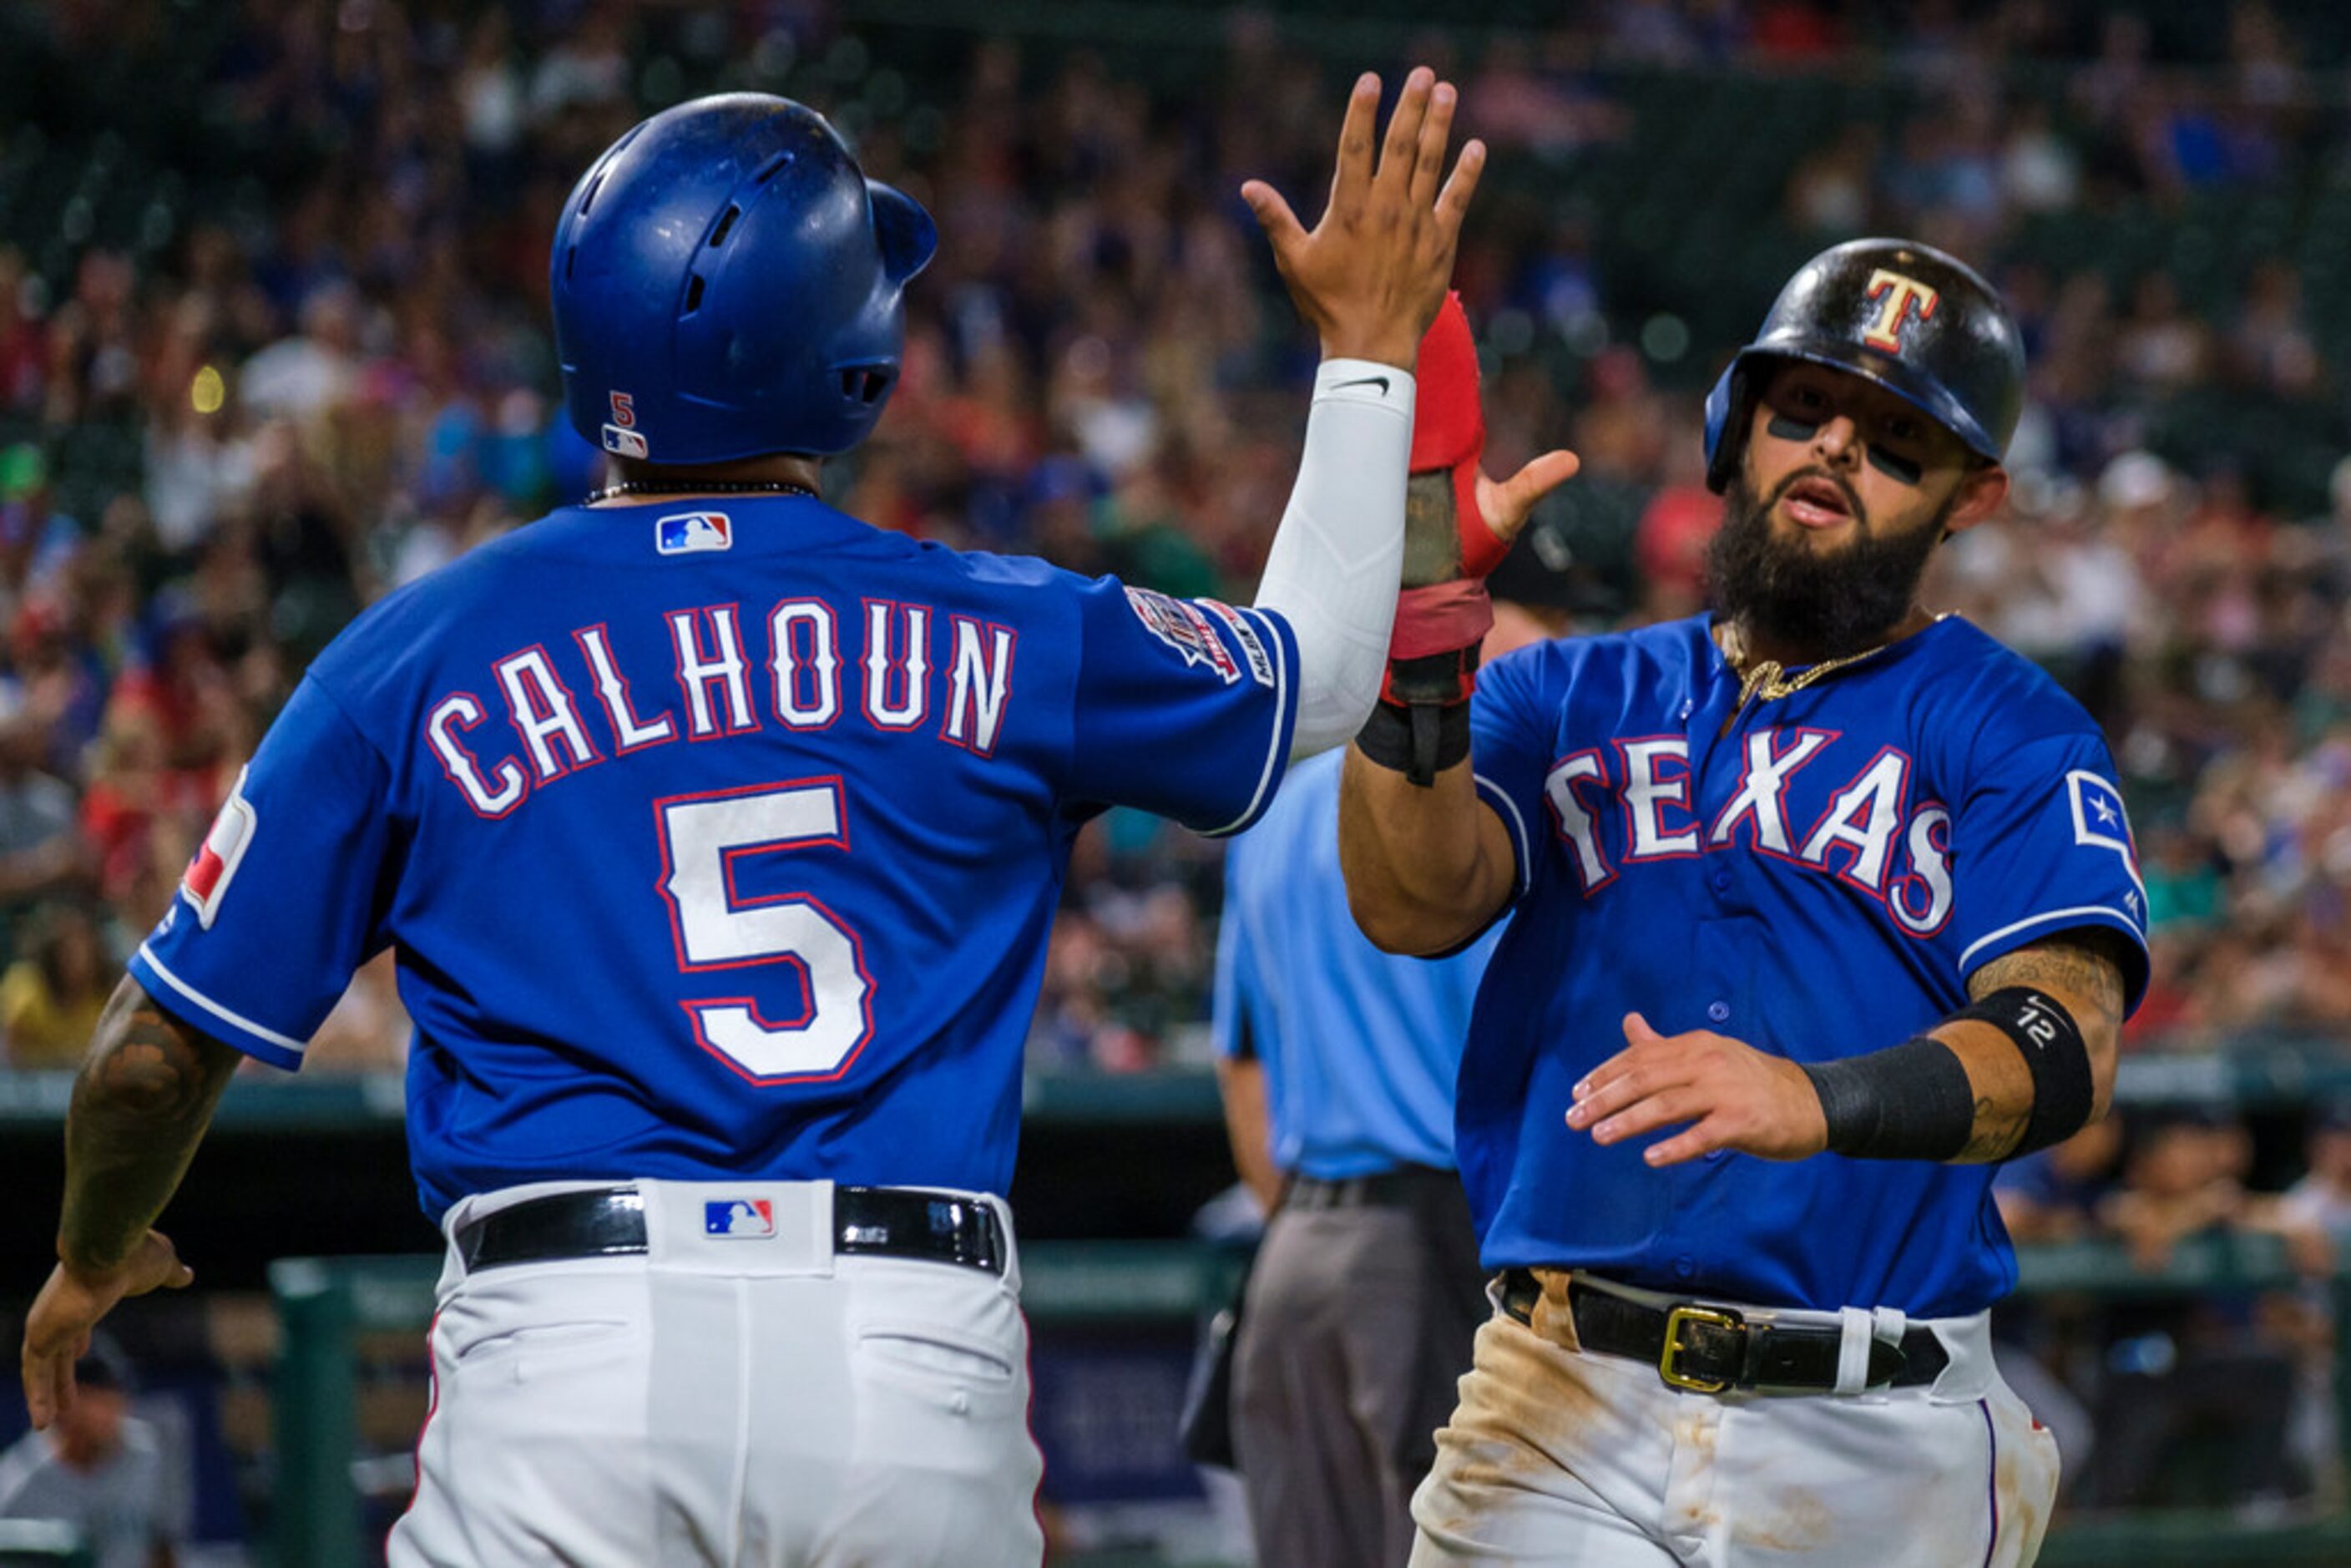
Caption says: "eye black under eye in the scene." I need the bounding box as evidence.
[1867,447,1924,485]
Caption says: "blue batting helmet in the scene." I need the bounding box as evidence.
[1701,238,2023,493]
[551,94,938,466]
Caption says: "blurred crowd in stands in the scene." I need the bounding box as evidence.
[0,0,2346,1088]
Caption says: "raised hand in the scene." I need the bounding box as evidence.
[1241,68,1486,370]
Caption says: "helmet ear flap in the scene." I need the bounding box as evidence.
[868,181,938,284]
[1702,363,1746,495]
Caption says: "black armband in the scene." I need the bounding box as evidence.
[1355,695,1470,787]
[1950,987,2094,1157]
[1800,1036,1975,1162]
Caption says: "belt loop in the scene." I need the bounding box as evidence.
[1833,1307,1873,1396]
[1871,1305,1908,1347]
[796,1180,837,1275]
[989,1192,1020,1293]
[634,1178,663,1262]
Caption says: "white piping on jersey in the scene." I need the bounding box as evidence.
[1957,906,2147,977]
[1474,771,1533,899]
[135,943,307,1054]
[1204,605,1292,838]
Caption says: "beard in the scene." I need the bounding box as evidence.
[1706,465,1954,660]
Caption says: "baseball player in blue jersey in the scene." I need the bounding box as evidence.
[18,74,1494,1565]
[1342,241,2148,1565]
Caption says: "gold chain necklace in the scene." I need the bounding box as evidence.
[1715,620,1919,736]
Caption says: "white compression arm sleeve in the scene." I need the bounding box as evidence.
[1253,358,1414,760]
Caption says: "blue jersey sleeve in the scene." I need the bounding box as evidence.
[129,676,397,1069]
[1466,645,1555,904]
[1059,580,1298,836]
[1950,731,2151,1014]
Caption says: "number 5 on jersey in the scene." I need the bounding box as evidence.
[655,779,875,1082]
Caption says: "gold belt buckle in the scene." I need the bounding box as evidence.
[1659,1303,1743,1393]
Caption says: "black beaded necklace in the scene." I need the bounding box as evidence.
[586,479,819,503]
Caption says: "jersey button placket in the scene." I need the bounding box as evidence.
[1704,1002,1732,1159]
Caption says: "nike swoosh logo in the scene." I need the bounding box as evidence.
[1332,375,1391,394]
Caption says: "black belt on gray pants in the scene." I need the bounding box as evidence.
[1497,1267,1949,1393]
[1285,1164,1463,1211]
[454,1186,1007,1276]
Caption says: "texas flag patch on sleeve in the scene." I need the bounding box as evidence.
[181,768,258,930]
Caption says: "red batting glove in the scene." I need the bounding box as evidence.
[1383,292,1502,708]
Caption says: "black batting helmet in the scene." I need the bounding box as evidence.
[1701,237,2025,493]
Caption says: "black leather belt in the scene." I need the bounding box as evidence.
[1498,1267,1949,1394]
[1287,1165,1462,1211]
[456,1186,1007,1276]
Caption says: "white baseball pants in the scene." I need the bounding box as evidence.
[387,1179,1043,1568]
[1408,1273,2059,1566]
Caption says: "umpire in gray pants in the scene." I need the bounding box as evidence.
[1212,738,1499,1567]
[1212,509,1577,1564]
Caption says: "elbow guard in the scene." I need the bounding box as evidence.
[1950,987,2096,1158]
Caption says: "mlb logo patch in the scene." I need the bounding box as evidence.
[705,1199,775,1238]
[657,512,732,555]
[601,424,649,459]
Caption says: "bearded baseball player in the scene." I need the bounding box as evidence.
[18,73,1491,1565]
[1341,240,2148,1566]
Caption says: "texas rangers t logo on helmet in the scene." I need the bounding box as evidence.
[1862,269,1939,352]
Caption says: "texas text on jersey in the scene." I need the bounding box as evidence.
[1462,611,2148,1318]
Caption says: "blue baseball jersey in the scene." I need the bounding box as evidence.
[1214,749,1498,1180]
[130,497,1297,1223]
[1461,613,2150,1318]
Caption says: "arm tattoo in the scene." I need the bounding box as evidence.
[1967,929,2128,1032]
[1960,1095,2032,1164]
[1948,929,2130,1162]
[58,978,242,1272]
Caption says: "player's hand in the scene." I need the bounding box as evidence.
[21,1232,192,1429]
[1242,67,1486,369]
[1565,1014,1829,1167]
[1474,451,1581,555]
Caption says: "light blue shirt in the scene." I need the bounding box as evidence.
[1213,750,1499,1179]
